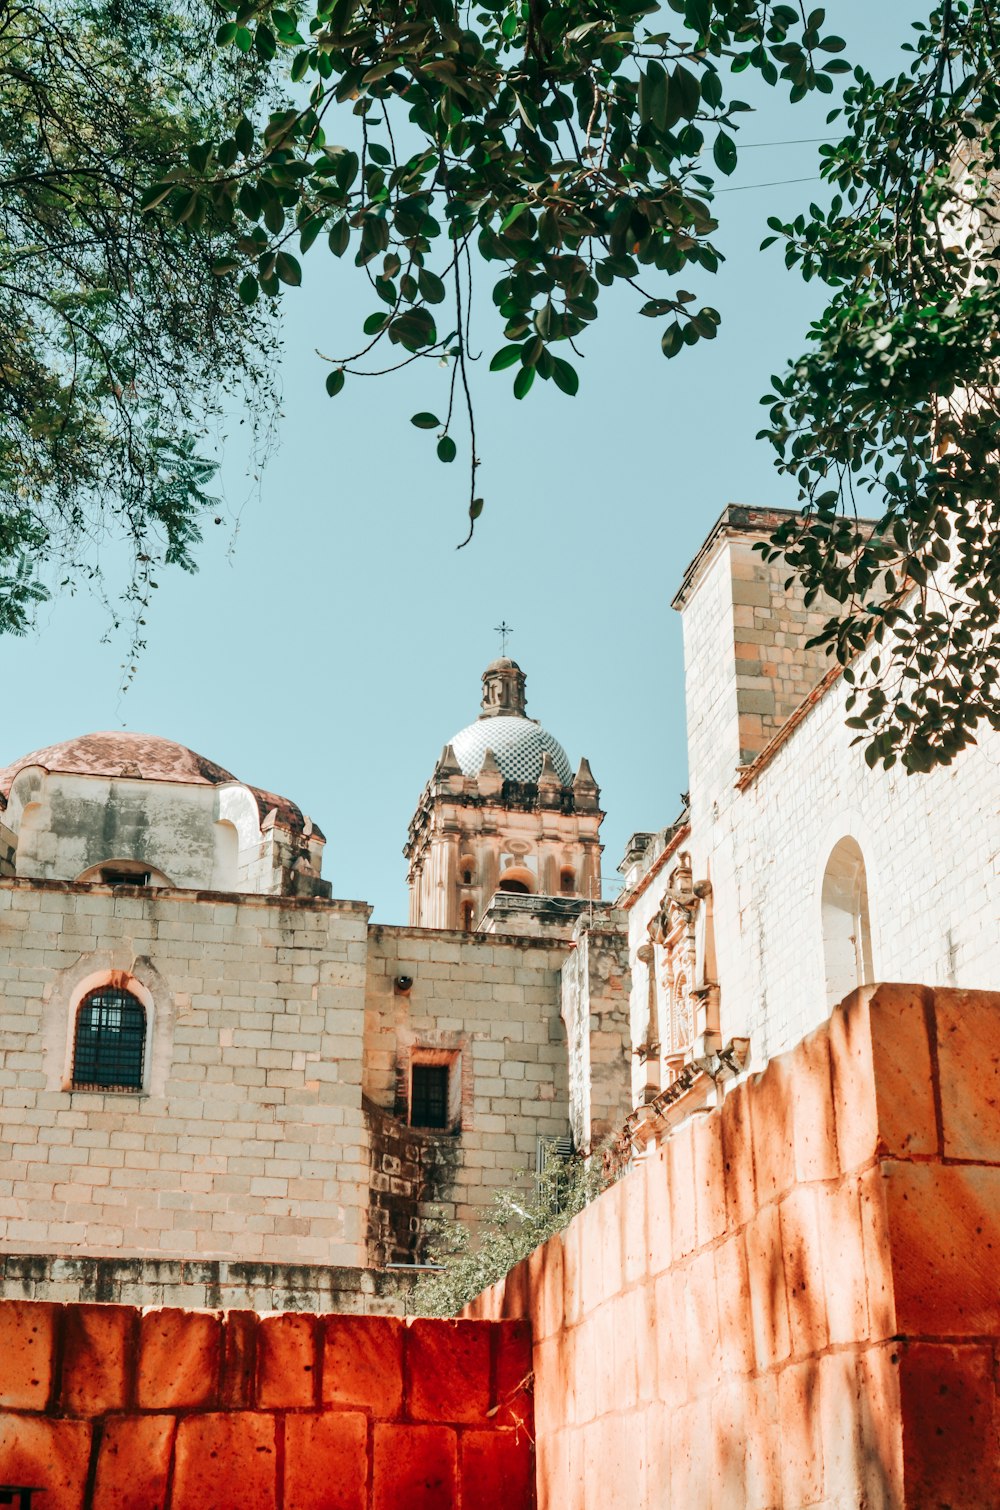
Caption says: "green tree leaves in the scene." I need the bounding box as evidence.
[178,0,842,540]
[758,1,1000,773]
[0,0,274,658]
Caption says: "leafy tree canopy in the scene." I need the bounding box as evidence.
[759,0,1000,774]
[0,0,275,644]
[166,0,846,541]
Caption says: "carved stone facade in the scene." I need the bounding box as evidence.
[404,659,603,932]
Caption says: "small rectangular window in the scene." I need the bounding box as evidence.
[411,1064,450,1129]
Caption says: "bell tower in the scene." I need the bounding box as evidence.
[404,658,604,931]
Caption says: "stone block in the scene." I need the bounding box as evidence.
[708,1380,747,1510]
[527,1234,564,1342]
[372,1423,458,1510]
[858,1166,894,1341]
[778,1185,828,1359]
[830,985,938,1170]
[744,1202,791,1370]
[172,1412,278,1510]
[815,1178,869,1347]
[683,1251,720,1397]
[714,1234,754,1378]
[692,1112,727,1247]
[322,1315,403,1416]
[719,1080,756,1232]
[0,1414,92,1510]
[667,1122,697,1262]
[643,1149,671,1275]
[136,1307,221,1409]
[460,1428,535,1510]
[0,1300,55,1409]
[667,1395,710,1508]
[493,1319,533,1432]
[257,1311,317,1408]
[407,1319,490,1424]
[790,1025,839,1184]
[91,1414,175,1509]
[934,988,1000,1160]
[747,1052,795,1207]
[220,1309,258,1408]
[284,1411,368,1510]
[777,1357,824,1507]
[743,1374,780,1510]
[884,1160,1000,1336]
[61,1302,133,1416]
[899,1342,1000,1508]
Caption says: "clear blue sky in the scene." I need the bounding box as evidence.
[1,6,923,921]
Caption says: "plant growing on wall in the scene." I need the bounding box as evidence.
[411,1150,608,1316]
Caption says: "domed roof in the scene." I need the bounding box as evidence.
[0,731,236,799]
[450,716,573,784]
[0,731,321,837]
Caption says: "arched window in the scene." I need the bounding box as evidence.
[821,838,874,1010]
[559,867,575,894]
[460,854,475,887]
[72,986,146,1092]
[462,900,475,932]
[497,865,534,895]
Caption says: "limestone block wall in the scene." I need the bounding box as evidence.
[559,918,632,1154]
[0,1302,534,1510]
[466,984,1000,1509]
[702,658,1000,1062]
[673,517,1000,1064]
[363,927,570,1231]
[0,879,372,1268]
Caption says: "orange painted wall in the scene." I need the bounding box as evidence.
[0,1305,534,1509]
[465,984,1000,1508]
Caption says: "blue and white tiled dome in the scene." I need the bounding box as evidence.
[450,717,572,784]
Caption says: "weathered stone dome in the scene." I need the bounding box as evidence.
[0,731,236,798]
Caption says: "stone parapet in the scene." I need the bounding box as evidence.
[0,1303,534,1509]
[0,1254,412,1315]
[465,983,1000,1508]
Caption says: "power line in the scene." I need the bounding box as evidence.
[737,135,833,149]
[714,174,822,193]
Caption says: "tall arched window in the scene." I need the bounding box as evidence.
[821,838,874,1010]
[72,986,146,1091]
[559,867,575,894]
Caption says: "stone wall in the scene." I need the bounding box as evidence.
[0,1253,409,1314]
[670,513,1000,1067]
[364,1099,459,1266]
[0,1301,534,1510]
[0,883,574,1299]
[466,984,1000,1509]
[363,926,571,1232]
[559,916,632,1154]
[0,879,372,1269]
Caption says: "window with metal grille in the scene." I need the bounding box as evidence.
[72,987,146,1092]
[410,1064,450,1129]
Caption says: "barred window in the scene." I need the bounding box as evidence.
[72,987,146,1092]
[411,1064,450,1129]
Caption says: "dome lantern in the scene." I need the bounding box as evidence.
[480,658,527,719]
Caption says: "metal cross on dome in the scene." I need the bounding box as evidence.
[494,621,513,656]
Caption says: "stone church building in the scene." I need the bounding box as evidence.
[0,504,997,1317]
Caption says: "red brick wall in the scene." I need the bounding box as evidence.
[466,984,1000,1508]
[0,1305,534,1510]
